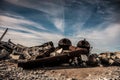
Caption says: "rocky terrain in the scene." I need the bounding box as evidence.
[0,29,120,80]
[0,60,120,80]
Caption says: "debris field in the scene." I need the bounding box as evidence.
[0,28,120,80]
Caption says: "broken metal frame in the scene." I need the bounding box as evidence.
[18,49,88,69]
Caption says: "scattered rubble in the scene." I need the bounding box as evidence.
[99,52,120,66]
[0,61,74,80]
[0,28,120,79]
[0,28,120,69]
[0,61,120,80]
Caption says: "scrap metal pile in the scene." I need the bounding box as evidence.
[0,28,120,69]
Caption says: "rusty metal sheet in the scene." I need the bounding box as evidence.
[18,49,88,69]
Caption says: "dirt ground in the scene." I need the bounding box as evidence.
[0,61,120,80]
[43,65,120,80]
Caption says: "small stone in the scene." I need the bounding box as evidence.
[67,78,77,80]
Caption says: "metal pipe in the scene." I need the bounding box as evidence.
[0,28,8,41]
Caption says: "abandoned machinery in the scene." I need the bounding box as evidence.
[0,28,120,69]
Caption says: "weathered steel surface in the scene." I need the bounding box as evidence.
[58,38,72,50]
[0,28,8,41]
[0,33,119,69]
[77,39,90,49]
[35,47,55,59]
[18,49,88,69]
[77,39,91,56]
[0,49,9,60]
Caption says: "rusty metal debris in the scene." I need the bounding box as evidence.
[0,28,8,41]
[18,49,88,69]
[77,39,91,55]
[58,38,72,50]
[0,28,120,69]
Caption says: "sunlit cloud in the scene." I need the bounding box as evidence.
[0,0,120,53]
[74,24,120,53]
[0,15,47,30]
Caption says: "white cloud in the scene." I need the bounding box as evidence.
[0,14,64,46]
[0,15,64,46]
[0,15,46,30]
[1,16,119,53]
[1,16,120,53]
[48,17,64,32]
[75,24,120,53]
[5,0,64,16]
[1,29,64,47]
[5,0,65,32]
[1,0,120,53]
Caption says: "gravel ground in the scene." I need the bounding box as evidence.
[0,61,120,80]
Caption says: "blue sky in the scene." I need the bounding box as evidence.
[0,0,120,53]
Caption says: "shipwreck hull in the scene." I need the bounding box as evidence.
[18,49,88,69]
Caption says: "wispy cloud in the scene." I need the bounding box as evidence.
[74,24,120,53]
[0,14,64,46]
[5,0,63,16]
[0,15,47,30]
[0,17,61,46]
[47,17,64,33]
[1,0,120,53]
[0,28,64,47]
[4,0,65,33]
